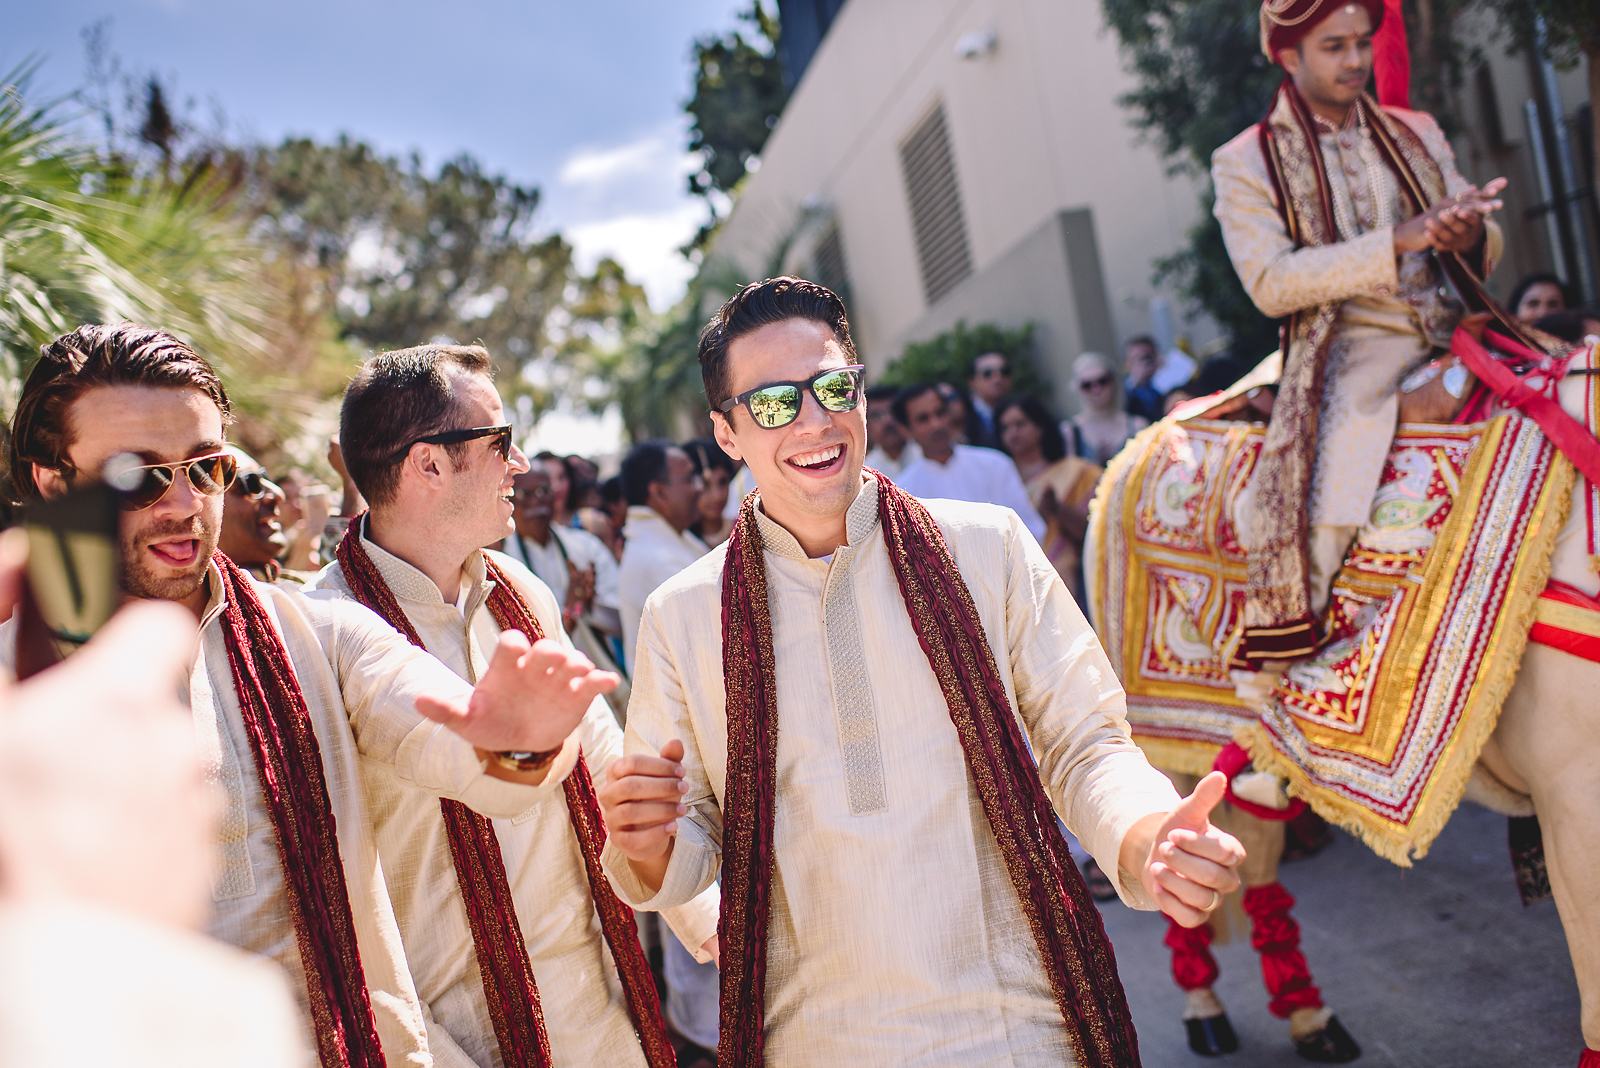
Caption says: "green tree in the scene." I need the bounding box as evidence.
[877,321,1039,392]
[1479,0,1600,207]
[683,0,790,254]
[1100,0,1283,358]
[0,63,273,413]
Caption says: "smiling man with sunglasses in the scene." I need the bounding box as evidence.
[3,323,621,1067]
[219,446,292,583]
[311,344,716,1068]
[598,277,1247,1066]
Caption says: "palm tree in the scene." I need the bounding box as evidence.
[0,61,274,401]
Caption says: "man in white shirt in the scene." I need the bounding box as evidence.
[617,441,708,668]
[894,382,1047,541]
[862,383,922,477]
[4,324,619,1067]
[597,276,1244,1065]
[311,344,716,1067]
[614,437,719,1056]
[501,464,627,703]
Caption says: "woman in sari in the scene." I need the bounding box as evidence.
[996,396,1102,604]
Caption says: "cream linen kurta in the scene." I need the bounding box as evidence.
[0,560,549,1066]
[311,536,719,1068]
[1212,105,1502,528]
[603,479,1182,1066]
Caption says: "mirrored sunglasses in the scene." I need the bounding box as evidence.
[716,365,866,430]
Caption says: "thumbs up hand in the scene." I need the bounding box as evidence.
[1133,771,1246,928]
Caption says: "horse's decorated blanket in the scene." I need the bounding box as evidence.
[1089,415,1573,865]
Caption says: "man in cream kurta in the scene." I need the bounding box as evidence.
[312,531,720,1067]
[608,479,1187,1064]
[618,503,709,668]
[0,562,556,1064]
[600,281,1243,1065]
[1213,2,1502,612]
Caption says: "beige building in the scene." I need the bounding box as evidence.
[706,0,1215,414]
[706,0,1596,412]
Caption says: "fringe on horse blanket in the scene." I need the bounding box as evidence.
[1088,415,1572,866]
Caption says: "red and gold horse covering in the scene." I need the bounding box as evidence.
[1089,415,1573,865]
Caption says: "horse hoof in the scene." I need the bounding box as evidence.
[1294,1015,1361,1062]
[1185,1013,1240,1056]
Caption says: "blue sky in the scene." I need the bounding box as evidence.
[9,0,750,309]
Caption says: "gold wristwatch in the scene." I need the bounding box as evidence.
[488,747,563,774]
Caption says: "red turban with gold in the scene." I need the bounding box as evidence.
[1259,0,1386,60]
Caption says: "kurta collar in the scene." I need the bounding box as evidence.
[751,475,880,561]
[357,515,489,607]
[198,559,228,630]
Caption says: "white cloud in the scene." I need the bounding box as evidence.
[565,200,705,311]
[548,122,706,310]
[558,132,692,189]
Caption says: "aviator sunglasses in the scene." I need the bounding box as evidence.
[85,451,240,511]
[716,365,866,430]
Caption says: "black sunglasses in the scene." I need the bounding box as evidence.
[90,451,239,512]
[716,365,866,430]
[232,471,276,499]
[1078,374,1114,390]
[404,424,514,461]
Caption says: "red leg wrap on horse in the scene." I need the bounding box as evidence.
[1163,915,1220,991]
[1577,1048,1600,1067]
[1243,882,1323,1017]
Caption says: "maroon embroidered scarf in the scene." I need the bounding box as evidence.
[1238,79,1523,665]
[212,553,386,1068]
[717,473,1140,1066]
[335,529,675,1068]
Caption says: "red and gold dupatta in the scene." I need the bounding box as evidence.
[716,472,1140,1066]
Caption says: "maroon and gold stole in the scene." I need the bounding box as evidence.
[1238,78,1524,666]
[717,472,1141,1066]
[212,553,387,1068]
[335,530,675,1068]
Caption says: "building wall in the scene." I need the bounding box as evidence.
[710,0,1596,411]
[707,0,1213,407]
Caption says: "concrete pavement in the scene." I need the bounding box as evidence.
[1099,804,1580,1067]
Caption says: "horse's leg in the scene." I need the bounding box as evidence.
[1211,800,1361,1061]
[1162,772,1239,1055]
[1483,643,1600,1055]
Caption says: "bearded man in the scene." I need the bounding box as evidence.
[3,323,617,1067]
[310,345,716,1067]
[1217,0,1507,666]
[599,277,1247,1067]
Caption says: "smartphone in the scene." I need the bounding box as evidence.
[14,481,121,680]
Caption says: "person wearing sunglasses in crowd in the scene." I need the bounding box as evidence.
[217,445,297,584]
[965,350,1012,448]
[598,277,1245,1065]
[2,324,621,1067]
[1063,351,1149,466]
[893,382,1047,542]
[309,344,714,1068]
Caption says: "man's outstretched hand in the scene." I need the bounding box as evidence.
[598,738,688,893]
[415,630,618,754]
[1123,770,1246,928]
